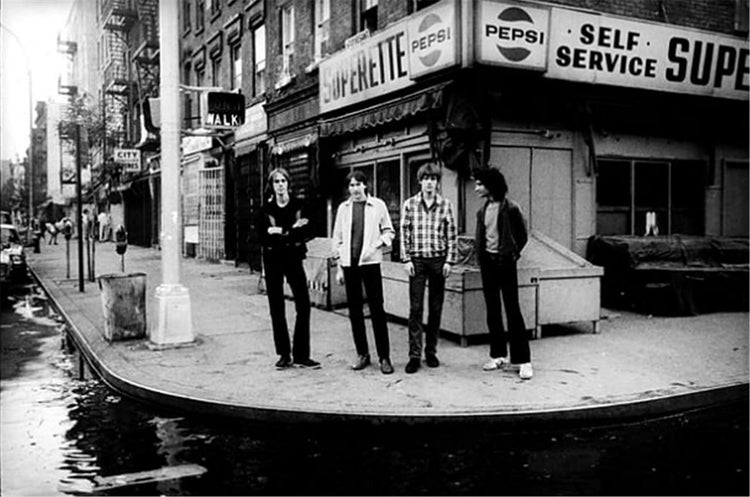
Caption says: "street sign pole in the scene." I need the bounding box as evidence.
[152,0,194,346]
[76,123,84,292]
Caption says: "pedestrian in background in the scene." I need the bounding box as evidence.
[400,163,457,374]
[332,170,396,375]
[98,210,111,241]
[259,167,320,370]
[473,167,533,380]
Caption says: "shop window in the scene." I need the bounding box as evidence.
[253,24,266,96]
[376,160,401,260]
[596,158,706,236]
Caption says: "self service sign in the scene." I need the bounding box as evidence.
[546,8,749,100]
[476,1,550,70]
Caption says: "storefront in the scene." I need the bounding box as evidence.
[318,0,749,255]
[315,0,748,334]
[232,102,268,270]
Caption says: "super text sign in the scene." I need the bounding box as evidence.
[546,8,749,100]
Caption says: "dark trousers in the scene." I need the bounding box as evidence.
[408,256,446,359]
[263,254,311,361]
[342,264,390,360]
[479,252,530,364]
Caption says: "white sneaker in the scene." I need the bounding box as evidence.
[519,363,533,380]
[482,356,510,371]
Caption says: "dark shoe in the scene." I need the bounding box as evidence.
[405,358,421,374]
[351,354,371,371]
[275,356,292,369]
[425,354,440,368]
[380,358,394,375]
[294,358,321,369]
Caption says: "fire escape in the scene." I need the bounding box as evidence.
[101,0,160,155]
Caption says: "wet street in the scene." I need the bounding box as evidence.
[0,278,747,496]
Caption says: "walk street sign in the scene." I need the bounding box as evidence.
[114,148,142,173]
[201,91,245,129]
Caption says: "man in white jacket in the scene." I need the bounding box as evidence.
[332,170,396,374]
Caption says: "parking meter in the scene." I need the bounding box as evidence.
[115,226,127,255]
[63,220,73,241]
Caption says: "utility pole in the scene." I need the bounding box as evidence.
[76,123,84,292]
[152,0,194,346]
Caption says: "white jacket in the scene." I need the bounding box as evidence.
[332,195,395,267]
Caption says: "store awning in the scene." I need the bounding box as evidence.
[270,133,317,155]
[319,83,448,138]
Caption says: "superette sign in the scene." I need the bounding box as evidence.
[319,0,457,113]
[546,7,749,100]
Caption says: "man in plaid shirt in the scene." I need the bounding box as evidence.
[400,163,457,374]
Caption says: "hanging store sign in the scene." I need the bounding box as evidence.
[201,91,246,128]
[113,148,142,173]
[320,0,459,114]
[407,0,459,78]
[476,1,550,70]
[546,8,750,100]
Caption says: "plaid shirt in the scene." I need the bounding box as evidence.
[400,192,457,264]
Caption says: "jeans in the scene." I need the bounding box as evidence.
[263,253,311,361]
[342,264,390,360]
[479,251,530,364]
[408,256,446,359]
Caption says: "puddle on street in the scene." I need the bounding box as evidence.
[1,284,748,496]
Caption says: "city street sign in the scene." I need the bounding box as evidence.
[113,148,142,173]
[201,91,245,129]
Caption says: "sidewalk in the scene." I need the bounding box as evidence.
[27,241,749,424]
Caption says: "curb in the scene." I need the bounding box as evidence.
[28,265,749,426]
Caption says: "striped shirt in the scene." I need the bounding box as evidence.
[400,192,457,264]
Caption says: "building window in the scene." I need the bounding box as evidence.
[210,56,221,87]
[409,0,440,13]
[230,42,242,91]
[314,0,330,62]
[360,0,377,32]
[253,24,266,96]
[735,0,749,33]
[183,0,192,32]
[196,0,205,31]
[280,4,295,75]
[183,62,193,127]
[596,158,706,236]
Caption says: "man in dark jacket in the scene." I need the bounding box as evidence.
[473,167,533,380]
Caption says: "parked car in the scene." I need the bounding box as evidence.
[1,223,27,286]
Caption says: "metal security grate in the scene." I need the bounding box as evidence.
[198,166,225,260]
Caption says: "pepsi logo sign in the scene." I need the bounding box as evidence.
[406,0,458,78]
[411,13,452,67]
[478,1,550,70]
